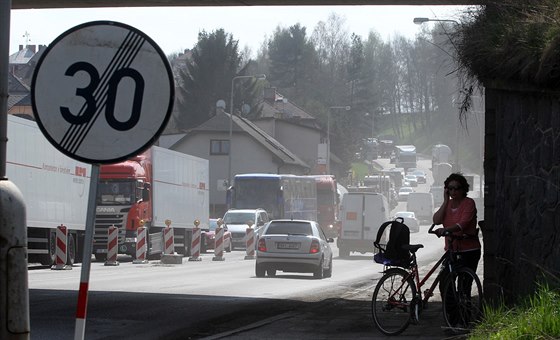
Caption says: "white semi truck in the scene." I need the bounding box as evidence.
[6,115,91,265]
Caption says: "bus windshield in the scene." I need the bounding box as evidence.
[234,178,279,216]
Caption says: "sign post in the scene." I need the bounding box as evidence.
[31,21,174,340]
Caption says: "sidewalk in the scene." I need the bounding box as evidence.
[206,258,483,340]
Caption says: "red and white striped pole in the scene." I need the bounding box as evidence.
[75,164,99,340]
[212,225,225,261]
[244,226,256,260]
[133,225,148,264]
[189,219,202,261]
[163,225,175,255]
[52,224,71,270]
[104,225,119,266]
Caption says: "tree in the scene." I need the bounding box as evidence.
[173,29,260,131]
[267,23,320,105]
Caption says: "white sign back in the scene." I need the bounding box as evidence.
[31,21,174,164]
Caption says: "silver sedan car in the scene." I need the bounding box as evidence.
[255,219,334,279]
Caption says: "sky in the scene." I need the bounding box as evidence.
[9,5,470,57]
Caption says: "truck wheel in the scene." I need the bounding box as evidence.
[339,247,350,258]
[40,230,56,266]
[66,234,76,266]
[94,253,107,262]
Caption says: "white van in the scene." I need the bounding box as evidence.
[337,192,389,257]
[406,192,434,223]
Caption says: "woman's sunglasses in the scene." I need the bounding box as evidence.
[447,186,462,191]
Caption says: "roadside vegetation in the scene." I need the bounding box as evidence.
[469,285,560,339]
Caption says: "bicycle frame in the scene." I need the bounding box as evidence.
[382,248,449,310]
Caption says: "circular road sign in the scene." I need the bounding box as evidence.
[31,21,175,164]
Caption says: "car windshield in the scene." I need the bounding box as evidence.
[400,188,413,193]
[223,212,254,224]
[208,220,218,231]
[265,222,313,236]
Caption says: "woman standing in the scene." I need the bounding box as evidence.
[432,172,481,274]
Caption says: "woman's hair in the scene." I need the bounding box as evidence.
[444,172,469,197]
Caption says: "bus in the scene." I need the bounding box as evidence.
[228,173,317,221]
[309,175,340,238]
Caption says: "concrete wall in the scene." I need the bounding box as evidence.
[483,84,560,304]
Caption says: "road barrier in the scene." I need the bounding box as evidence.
[244,227,256,260]
[51,224,71,270]
[163,226,175,255]
[189,227,202,261]
[104,225,119,266]
[133,227,148,264]
[161,220,183,264]
[212,226,225,261]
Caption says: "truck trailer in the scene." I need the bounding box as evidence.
[6,115,91,265]
[92,146,209,260]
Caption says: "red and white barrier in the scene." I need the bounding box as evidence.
[104,225,119,266]
[52,224,71,270]
[212,226,225,261]
[189,227,202,261]
[244,227,256,260]
[163,226,175,255]
[133,227,148,264]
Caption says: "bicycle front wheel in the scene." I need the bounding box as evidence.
[371,268,417,336]
[441,267,483,334]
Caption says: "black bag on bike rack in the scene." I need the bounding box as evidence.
[373,217,411,267]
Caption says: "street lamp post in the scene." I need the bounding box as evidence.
[413,17,459,25]
[327,106,351,175]
[228,74,266,186]
[414,16,460,169]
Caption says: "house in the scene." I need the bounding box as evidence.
[254,87,344,177]
[7,44,47,119]
[162,108,310,216]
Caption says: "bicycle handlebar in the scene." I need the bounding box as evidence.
[429,223,478,239]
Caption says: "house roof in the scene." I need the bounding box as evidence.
[260,90,322,129]
[182,110,309,169]
[8,47,36,65]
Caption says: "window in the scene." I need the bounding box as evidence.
[210,139,229,155]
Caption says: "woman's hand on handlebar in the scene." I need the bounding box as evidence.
[434,228,448,237]
[428,224,449,237]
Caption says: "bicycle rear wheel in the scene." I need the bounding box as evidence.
[441,267,483,334]
[371,268,416,336]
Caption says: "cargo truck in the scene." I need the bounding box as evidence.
[6,115,91,265]
[337,192,389,257]
[92,146,209,260]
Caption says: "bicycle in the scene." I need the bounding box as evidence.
[371,224,483,336]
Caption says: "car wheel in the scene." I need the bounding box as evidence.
[226,240,232,253]
[313,258,324,279]
[324,256,333,278]
[266,268,276,277]
[255,263,266,278]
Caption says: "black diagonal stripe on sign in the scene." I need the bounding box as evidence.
[69,37,145,154]
[63,32,145,154]
[66,35,145,154]
[60,30,137,150]
[62,31,146,155]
